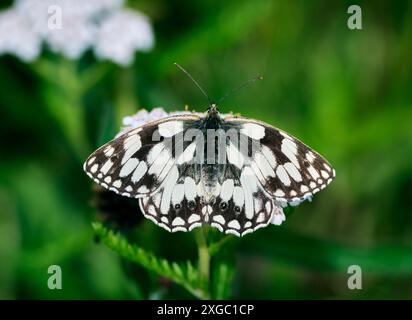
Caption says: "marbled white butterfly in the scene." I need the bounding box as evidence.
[84,67,335,237]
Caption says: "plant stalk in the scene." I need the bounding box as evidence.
[195,227,211,299]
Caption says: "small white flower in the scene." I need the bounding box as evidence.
[270,207,286,225]
[0,9,41,61]
[94,9,155,66]
[118,108,169,137]
[0,0,154,64]
[46,15,97,59]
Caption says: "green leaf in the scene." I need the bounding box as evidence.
[92,222,204,298]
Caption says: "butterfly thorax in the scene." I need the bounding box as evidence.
[195,104,223,209]
[201,103,222,129]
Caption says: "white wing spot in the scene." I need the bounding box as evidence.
[213,215,226,225]
[87,157,96,166]
[254,152,275,177]
[261,145,277,167]
[307,165,320,180]
[233,186,244,207]
[265,201,271,213]
[240,123,265,140]
[148,205,157,216]
[160,166,179,215]
[121,135,142,164]
[228,220,241,230]
[188,214,200,224]
[147,143,165,165]
[100,159,114,175]
[283,162,302,182]
[220,179,234,201]
[90,164,98,173]
[104,146,115,157]
[120,158,139,177]
[176,142,196,164]
[113,180,122,188]
[227,142,245,169]
[138,185,149,193]
[158,121,184,138]
[256,212,265,223]
[254,198,262,212]
[281,139,300,168]
[148,148,171,177]
[184,177,197,200]
[321,170,329,179]
[131,161,148,183]
[306,151,316,163]
[276,165,291,186]
[172,217,185,226]
[172,184,185,205]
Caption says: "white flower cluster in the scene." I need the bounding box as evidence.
[117,108,192,137]
[0,0,154,65]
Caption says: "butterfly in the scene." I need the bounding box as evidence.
[84,66,335,237]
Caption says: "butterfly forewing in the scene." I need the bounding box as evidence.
[224,117,336,206]
[83,114,201,198]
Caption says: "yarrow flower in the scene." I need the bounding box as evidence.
[0,0,154,65]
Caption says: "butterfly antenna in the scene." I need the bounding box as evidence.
[174,63,212,105]
[218,76,263,104]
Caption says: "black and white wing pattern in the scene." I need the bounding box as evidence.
[84,109,336,237]
[224,116,336,207]
[83,114,201,198]
[138,162,286,236]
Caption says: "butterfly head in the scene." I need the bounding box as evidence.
[208,103,220,116]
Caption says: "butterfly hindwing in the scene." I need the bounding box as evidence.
[138,164,204,232]
[208,164,284,236]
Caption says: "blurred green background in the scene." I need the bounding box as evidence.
[1,0,412,299]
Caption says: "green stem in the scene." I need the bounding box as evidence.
[195,227,211,299]
[115,68,140,126]
[208,235,234,256]
[33,58,91,161]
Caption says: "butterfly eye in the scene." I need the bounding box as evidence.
[174,203,181,210]
[219,202,228,211]
[187,201,196,210]
[234,206,241,213]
